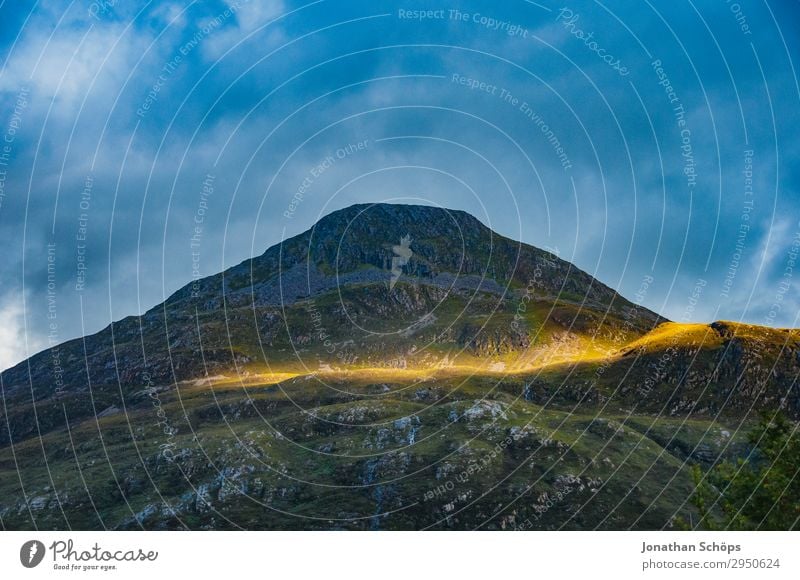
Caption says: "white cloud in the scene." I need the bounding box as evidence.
[234,0,286,33]
[150,2,190,30]
[0,292,46,373]
[0,16,149,118]
[750,218,792,276]
[714,218,800,327]
[202,0,287,62]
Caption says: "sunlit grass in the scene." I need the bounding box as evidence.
[185,320,800,393]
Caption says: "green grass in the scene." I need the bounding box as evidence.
[0,370,750,530]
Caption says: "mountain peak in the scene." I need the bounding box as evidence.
[297,202,494,256]
[317,202,482,225]
[1,201,666,402]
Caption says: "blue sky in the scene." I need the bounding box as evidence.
[0,0,799,370]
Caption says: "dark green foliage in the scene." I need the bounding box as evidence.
[685,412,800,530]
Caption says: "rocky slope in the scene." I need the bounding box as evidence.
[1,203,798,530]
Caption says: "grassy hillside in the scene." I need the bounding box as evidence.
[2,318,796,530]
[0,370,751,530]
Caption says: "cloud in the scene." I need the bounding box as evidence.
[149,2,190,30]
[0,292,46,373]
[201,0,287,62]
[0,10,152,120]
[750,218,793,276]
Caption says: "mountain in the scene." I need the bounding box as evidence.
[1,203,798,530]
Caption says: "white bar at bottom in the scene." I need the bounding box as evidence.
[1,531,797,579]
